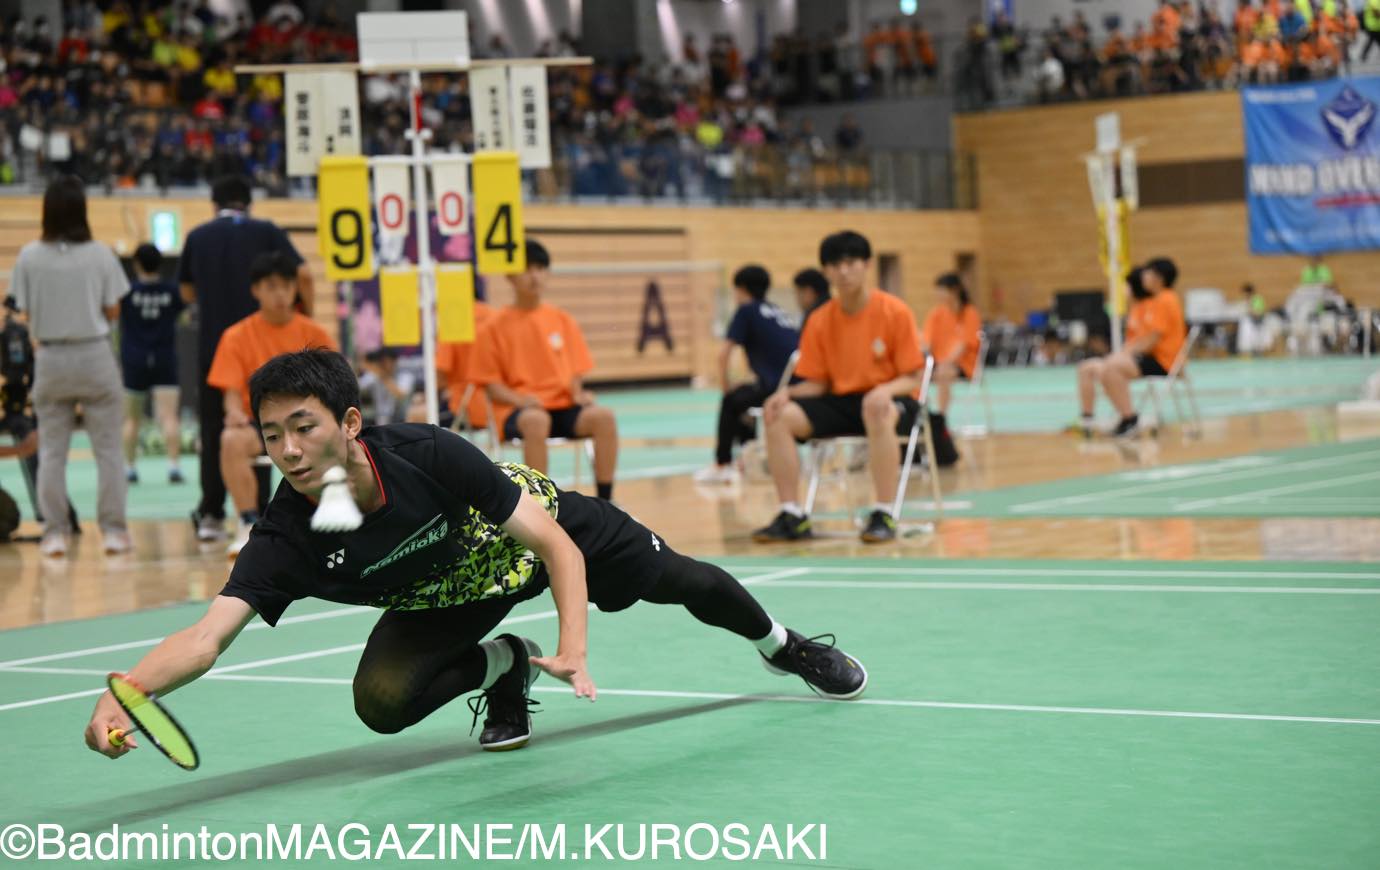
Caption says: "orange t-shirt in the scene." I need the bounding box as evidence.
[1126,291,1186,373]
[794,290,924,395]
[1153,4,1183,36]
[435,300,496,428]
[914,31,936,66]
[921,304,983,378]
[1242,41,1267,64]
[207,313,338,415]
[470,303,594,429]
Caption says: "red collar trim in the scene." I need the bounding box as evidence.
[359,440,387,506]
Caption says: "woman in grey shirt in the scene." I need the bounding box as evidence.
[10,176,131,556]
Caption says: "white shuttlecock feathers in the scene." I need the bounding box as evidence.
[311,465,363,532]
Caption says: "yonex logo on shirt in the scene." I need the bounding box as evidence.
[361,514,450,578]
[650,533,661,552]
[871,337,886,357]
[549,332,564,350]
[326,549,345,569]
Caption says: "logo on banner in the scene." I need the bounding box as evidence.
[1321,86,1376,151]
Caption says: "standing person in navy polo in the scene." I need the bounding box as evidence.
[178,175,315,542]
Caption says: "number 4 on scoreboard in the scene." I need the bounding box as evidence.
[472,151,526,275]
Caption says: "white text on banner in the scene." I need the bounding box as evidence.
[470,66,511,152]
[373,163,411,244]
[509,66,551,169]
[380,267,421,346]
[472,152,526,275]
[431,156,471,237]
[318,156,375,280]
[436,264,476,342]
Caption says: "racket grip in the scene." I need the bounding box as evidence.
[108,728,126,747]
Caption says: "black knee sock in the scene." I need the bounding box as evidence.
[642,553,772,640]
[597,482,613,500]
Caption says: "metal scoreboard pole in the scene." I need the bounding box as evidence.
[238,11,586,426]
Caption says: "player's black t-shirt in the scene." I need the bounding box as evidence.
[221,423,658,626]
[119,280,184,350]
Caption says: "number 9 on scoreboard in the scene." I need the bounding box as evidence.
[472,152,526,275]
[318,156,375,281]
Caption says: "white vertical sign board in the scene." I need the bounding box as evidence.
[508,65,551,169]
[319,71,361,159]
[470,66,512,152]
[1119,146,1139,211]
[286,72,361,176]
[431,156,471,237]
[285,72,319,177]
[1095,112,1120,154]
[373,163,411,244]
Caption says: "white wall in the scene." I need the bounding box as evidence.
[649,0,797,63]
[448,0,583,57]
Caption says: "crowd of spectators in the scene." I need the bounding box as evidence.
[1015,0,1371,105]
[7,0,1362,197]
[0,5,896,202]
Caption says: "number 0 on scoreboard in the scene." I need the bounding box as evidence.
[318,156,375,281]
[472,151,526,275]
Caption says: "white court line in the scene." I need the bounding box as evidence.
[0,605,374,670]
[719,564,1380,581]
[1007,447,1380,513]
[1174,470,1380,512]
[4,672,1376,727]
[750,580,1380,595]
[0,569,808,709]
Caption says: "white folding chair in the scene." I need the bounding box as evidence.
[952,330,994,436]
[449,383,499,454]
[802,355,942,531]
[1136,324,1203,436]
[484,392,595,486]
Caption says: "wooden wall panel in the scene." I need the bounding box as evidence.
[955,91,1380,318]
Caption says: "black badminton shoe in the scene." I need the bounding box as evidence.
[468,634,542,751]
[761,630,868,700]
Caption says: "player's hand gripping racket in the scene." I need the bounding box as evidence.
[105,673,200,771]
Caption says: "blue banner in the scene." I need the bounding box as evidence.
[1242,77,1380,254]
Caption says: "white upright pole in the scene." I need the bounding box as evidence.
[406,68,440,426]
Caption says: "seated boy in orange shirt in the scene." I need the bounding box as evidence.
[470,240,619,500]
[207,251,337,556]
[754,230,926,545]
[434,296,496,431]
[1075,257,1186,438]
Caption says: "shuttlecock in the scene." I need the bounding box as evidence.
[311,466,363,532]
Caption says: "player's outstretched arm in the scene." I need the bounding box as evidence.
[83,595,257,759]
[500,493,596,700]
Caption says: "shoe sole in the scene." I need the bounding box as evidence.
[751,532,814,543]
[859,532,896,544]
[760,651,869,701]
[480,636,542,752]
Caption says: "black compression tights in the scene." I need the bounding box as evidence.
[351,553,774,734]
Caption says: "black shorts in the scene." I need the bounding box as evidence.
[121,345,178,392]
[1137,356,1168,377]
[502,405,584,441]
[795,392,921,441]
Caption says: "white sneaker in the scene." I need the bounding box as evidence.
[102,529,134,554]
[39,533,68,557]
[226,523,252,559]
[193,511,225,542]
[693,464,741,485]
